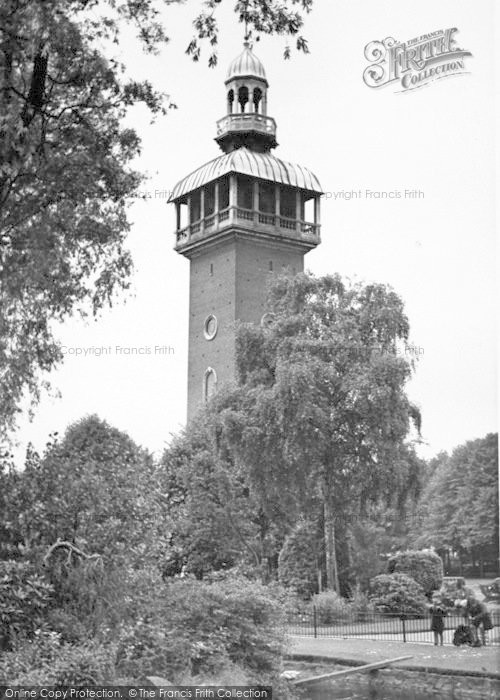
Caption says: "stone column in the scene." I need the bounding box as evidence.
[214,181,219,218]
[200,187,205,234]
[295,190,301,235]
[253,180,259,223]
[229,174,237,224]
[314,196,321,228]
[275,184,280,228]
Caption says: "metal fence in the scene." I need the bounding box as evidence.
[287,609,500,646]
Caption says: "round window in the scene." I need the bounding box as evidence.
[260,312,276,329]
[204,314,218,340]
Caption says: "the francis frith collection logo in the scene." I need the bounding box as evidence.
[363,28,472,92]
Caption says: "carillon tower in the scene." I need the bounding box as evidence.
[169,43,322,420]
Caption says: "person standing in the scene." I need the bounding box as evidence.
[466,597,493,646]
[429,596,447,646]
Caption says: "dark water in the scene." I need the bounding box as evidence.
[306,677,430,700]
[296,672,493,700]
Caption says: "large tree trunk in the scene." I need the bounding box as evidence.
[324,498,340,593]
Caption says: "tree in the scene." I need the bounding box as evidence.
[278,517,323,598]
[0,415,170,632]
[412,433,499,575]
[4,416,162,561]
[219,273,422,592]
[0,0,314,435]
[159,407,289,581]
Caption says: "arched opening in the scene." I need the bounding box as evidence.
[253,87,263,114]
[238,86,249,113]
[203,367,217,401]
[227,89,234,114]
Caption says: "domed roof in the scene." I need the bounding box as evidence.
[226,42,267,82]
[168,147,322,202]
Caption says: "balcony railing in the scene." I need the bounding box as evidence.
[216,113,277,138]
[175,206,320,247]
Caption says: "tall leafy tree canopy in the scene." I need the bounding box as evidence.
[0,0,314,435]
[218,273,422,590]
[412,433,498,567]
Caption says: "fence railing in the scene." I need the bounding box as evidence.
[286,609,500,646]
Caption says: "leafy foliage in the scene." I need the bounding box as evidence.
[387,550,443,596]
[411,434,498,572]
[278,518,322,598]
[308,591,351,624]
[116,576,289,686]
[0,632,117,685]
[0,0,316,435]
[0,0,167,433]
[369,573,427,616]
[1,416,170,635]
[0,416,295,688]
[188,1,314,65]
[348,518,392,591]
[3,416,165,564]
[219,273,422,591]
[159,407,288,582]
[0,560,53,650]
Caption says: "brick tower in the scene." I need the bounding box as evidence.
[169,43,322,420]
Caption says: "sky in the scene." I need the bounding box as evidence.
[11,0,497,463]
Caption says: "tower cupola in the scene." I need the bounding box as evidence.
[216,42,277,153]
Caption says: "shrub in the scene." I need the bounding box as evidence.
[369,573,427,616]
[308,591,351,624]
[387,550,443,596]
[278,520,321,599]
[0,560,53,650]
[347,585,376,619]
[116,575,288,686]
[0,632,117,684]
[45,609,88,644]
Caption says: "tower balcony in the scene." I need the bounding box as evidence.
[174,204,320,254]
[216,113,277,151]
[216,113,276,138]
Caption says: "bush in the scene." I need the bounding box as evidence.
[369,573,427,616]
[116,575,288,686]
[278,520,321,599]
[0,560,53,650]
[387,550,443,596]
[0,632,117,684]
[45,609,88,644]
[308,591,351,624]
[347,585,376,619]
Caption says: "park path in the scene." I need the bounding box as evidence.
[287,635,500,676]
